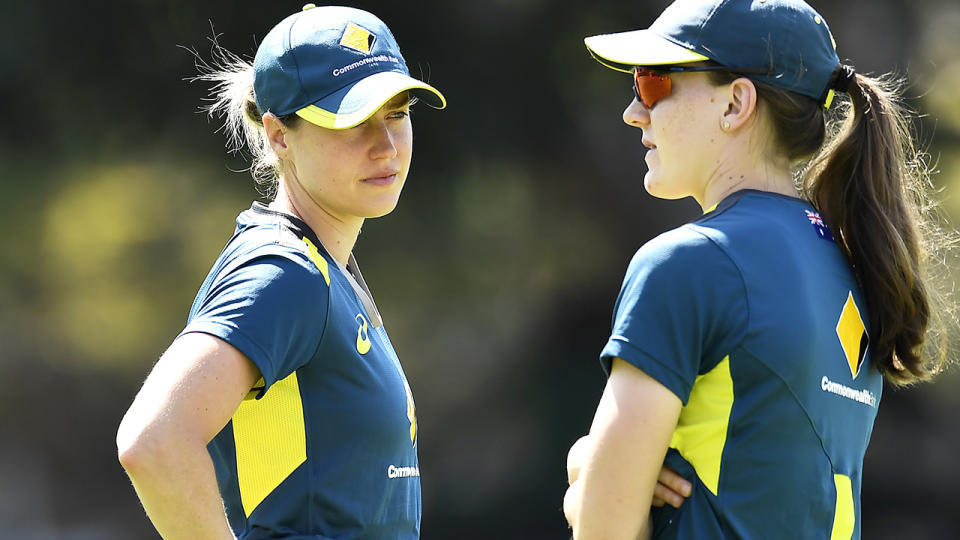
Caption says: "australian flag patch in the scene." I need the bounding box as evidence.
[805,210,835,242]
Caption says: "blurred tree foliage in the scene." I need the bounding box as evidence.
[1,0,958,538]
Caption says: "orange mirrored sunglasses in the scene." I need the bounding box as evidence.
[633,65,769,109]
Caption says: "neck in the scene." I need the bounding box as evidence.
[270,179,362,266]
[699,138,798,211]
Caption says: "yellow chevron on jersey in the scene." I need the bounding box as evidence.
[836,292,868,378]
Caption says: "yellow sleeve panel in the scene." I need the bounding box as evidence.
[669,355,735,496]
[233,371,308,517]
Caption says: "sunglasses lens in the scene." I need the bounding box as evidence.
[633,69,671,109]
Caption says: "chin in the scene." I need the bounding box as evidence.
[644,172,688,201]
[362,198,402,219]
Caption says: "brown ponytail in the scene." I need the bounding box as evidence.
[802,74,953,385]
[708,70,956,385]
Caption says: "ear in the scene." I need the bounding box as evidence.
[721,77,758,132]
[263,113,291,158]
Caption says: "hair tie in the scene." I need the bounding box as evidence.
[832,64,857,93]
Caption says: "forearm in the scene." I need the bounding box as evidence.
[121,438,235,540]
[567,483,652,540]
[567,420,657,539]
[566,359,681,540]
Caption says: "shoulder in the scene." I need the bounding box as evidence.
[690,190,823,249]
[626,224,738,285]
[191,213,334,325]
[616,223,748,329]
[222,207,334,290]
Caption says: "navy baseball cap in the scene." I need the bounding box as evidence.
[584,0,841,105]
[254,4,446,129]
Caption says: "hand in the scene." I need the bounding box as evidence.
[651,465,691,508]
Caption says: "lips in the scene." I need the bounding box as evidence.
[642,138,657,149]
[362,171,399,186]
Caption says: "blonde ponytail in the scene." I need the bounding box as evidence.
[191,40,285,195]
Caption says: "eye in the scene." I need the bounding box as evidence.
[387,109,410,120]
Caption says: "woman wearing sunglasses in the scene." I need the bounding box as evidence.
[564,0,954,538]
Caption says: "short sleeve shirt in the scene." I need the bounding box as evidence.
[601,191,882,539]
[181,203,421,539]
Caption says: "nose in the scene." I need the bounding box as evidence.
[367,120,398,160]
[622,98,650,128]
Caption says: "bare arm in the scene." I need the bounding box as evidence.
[116,333,261,540]
[564,357,682,540]
[567,438,691,511]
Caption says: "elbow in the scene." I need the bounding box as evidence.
[116,420,149,473]
[116,415,169,475]
[117,415,206,477]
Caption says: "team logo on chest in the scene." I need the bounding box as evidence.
[404,378,417,445]
[836,291,869,378]
[820,291,876,407]
[355,313,372,355]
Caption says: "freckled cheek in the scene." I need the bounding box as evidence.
[397,131,415,174]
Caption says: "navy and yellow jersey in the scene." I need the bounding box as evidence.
[600,190,881,539]
[180,203,420,539]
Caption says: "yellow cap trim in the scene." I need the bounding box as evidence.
[296,105,341,129]
[295,82,447,130]
[823,89,836,109]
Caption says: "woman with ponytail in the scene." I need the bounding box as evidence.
[564,0,955,538]
[116,6,445,539]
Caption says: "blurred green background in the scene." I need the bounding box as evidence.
[2,0,958,538]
